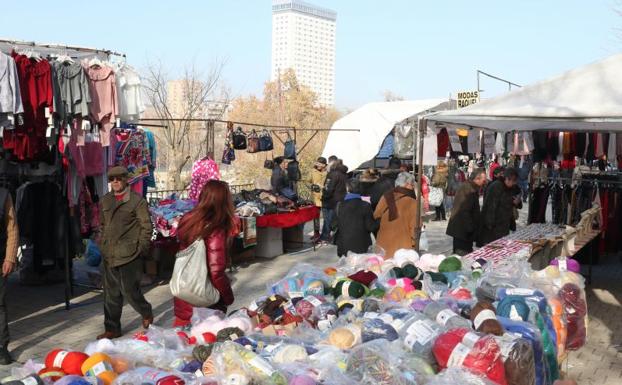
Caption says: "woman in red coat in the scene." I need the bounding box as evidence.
[173,180,236,327]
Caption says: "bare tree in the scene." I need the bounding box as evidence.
[142,59,228,189]
[383,89,405,102]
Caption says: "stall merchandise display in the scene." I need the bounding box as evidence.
[6,249,588,385]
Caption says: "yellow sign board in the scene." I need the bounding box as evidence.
[457,90,480,108]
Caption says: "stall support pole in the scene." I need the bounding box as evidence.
[414,118,426,251]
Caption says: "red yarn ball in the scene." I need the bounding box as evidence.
[45,349,89,376]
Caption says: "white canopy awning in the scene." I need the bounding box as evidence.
[322,99,450,170]
[425,53,622,132]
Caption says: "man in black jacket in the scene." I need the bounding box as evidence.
[335,179,378,257]
[320,159,348,242]
[479,167,519,245]
[271,157,291,197]
[368,157,402,211]
[446,168,486,255]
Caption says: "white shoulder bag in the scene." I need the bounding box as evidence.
[169,238,220,307]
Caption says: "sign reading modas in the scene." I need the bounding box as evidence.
[457,90,480,108]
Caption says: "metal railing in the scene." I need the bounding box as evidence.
[146,183,255,205]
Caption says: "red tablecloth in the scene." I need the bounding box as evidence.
[256,206,320,228]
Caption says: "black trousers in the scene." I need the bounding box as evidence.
[435,205,446,220]
[103,257,152,333]
[453,238,473,256]
[0,272,8,348]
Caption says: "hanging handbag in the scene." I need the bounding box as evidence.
[247,129,260,153]
[428,186,444,207]
[259,129,274,151]
[169,238,220,307]
[284,133,296,160]
[221,127,236,164]
[232,126,247,150]
[264,159,274,169]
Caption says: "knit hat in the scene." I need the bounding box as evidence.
[45,349,90,376]
[470,301,504,336]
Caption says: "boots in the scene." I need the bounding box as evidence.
[0,346,12,365]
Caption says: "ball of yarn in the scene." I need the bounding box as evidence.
[390,267,405,278]
[385,287,407,302]
[471,258,488,271]
[498,337,536,385]
[80,353,117,385]
[45,349,90,376]
[328,325,361,349]
[295,296,324,320]
[402,264,423,280]
[438,256,462,273]
[542,265,561,278]
[550,257,581,273]
[192,344,214,363]
[423,301,471,329]
[38,367,65,382]
[110,357,131,374]
[497,296,531,322]
[448,287,473,300]
[394,248,420,263]
[324,267,337,275]
[362,298,381,313]
[368,287,386,298]
[361,318,399,343]
[333,280,367,299]
[426,271,448,284]
[289,374,317,385]
[470,301,504,336]
[302,278,325,296]
[559,283,587,351]
[348,270,378,287]
[216,327,245,342]
[156,375,186,385]
[273,344,309,364]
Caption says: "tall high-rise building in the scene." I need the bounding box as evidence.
[271,0,337,106]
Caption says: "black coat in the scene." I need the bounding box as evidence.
[446,181,480,242]
[479,179,514,245]
[271,167,289,194]
[368,171,399,210]
[335,197,379,257]
[322,165,348,209]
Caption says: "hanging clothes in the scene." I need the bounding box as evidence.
[188,158,221,200]
[85,64,118,147]
[143,129,157,188]
[575,133,587,159]
[0,52,23,128]
[114,64,144,122]
[114,128,150,185]
[51,60,91,122]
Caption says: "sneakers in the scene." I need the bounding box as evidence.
[0,347,12,365]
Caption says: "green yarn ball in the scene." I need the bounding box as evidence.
[333,279,367,299]
[368,287,386,298]
[438,256,462,273]
[391,267,405,278]
[402,264,423,280]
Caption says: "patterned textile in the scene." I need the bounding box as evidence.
[188,158,221,200]
[114,128,150,184]
[149,197,196,238]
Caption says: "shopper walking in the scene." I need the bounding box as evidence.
[374,172,417,259]
[320,159,348,243]
[431,160,448,221]
[310,157,328,242]
[446,168,487,255]
[173,180,236,327]
[0,188,18,364]
[97,166,153,340]
[479,167,519,245]
[335,179,379,257]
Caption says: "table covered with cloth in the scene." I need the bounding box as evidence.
[256,206,320,228]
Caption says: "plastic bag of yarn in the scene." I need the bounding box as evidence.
[190,307,226,326]
[549,257,580,274]
[332,279,368,299]
[533,312,560,383]
[53,375,103,385]
[423,301,471,329]
[470,301,505,336]
[422,273,448,300]
[360,317,399,343]
[346,340,418,385]
[327,323,363,349]
[209,341,287,384]
[417,253,445,272]
[145,325,189,351]
[398,353,436,380]
[546,296,568,361]
[497,317,547,385]
[270,276,304,299]
[113,367,187,385]
[432,328,507,385]
[400,312,443,363]
[80,352,117,385]
[425,367,498,385]
[493,334,536,385]
[308,345,350,374]
[558,283,587,351]
[294,295,327,321]
[393,248,420,266]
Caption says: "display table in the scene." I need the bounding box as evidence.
[256,206,320,228]
[255,206,320,258]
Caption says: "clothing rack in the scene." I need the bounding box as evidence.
[0,38,125,59]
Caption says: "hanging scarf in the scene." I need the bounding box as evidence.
[383,187,417,221]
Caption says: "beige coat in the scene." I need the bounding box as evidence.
[311,168,327,207]
[373,190,417,259]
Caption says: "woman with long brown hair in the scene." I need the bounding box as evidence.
[173,180,236,326]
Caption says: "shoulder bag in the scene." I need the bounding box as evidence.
[232,126,247,150]
[247,129,260,153]
[259,129,274,151]
[169,238,220,307]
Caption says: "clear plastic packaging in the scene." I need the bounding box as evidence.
[400,312,443,364]
[558,283,587,351]
[494,334,536,385]
[425,367,497,385]
[423,301,471,329]
[346,340,419,385]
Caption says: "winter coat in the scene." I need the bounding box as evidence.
[271,167,289,195]
[479,179,514,245]
[98,190,152,268]
[322,165,348,209]
[174,229,234,321]
[368,171,399,210]
[446,181,480,242]
[335,194,379,257]
[431,162,449,189]
[310,168,327,207]
[446,165,465,196]
[373,189,417,259]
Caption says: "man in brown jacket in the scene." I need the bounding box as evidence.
[446,168,487,255]
[97,166,154,339]
[373,172,417,259]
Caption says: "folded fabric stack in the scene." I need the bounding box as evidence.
[149,196,196,238]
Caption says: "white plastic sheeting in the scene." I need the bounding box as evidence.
[425,53,622,132]
[322,99,449,170]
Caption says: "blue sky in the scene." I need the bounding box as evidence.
[1,1,620,110]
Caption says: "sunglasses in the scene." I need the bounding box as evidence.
[109,176,125,182]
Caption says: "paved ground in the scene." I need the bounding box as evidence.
[0,210,620,383]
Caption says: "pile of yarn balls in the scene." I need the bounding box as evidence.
[4,249,588,385]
